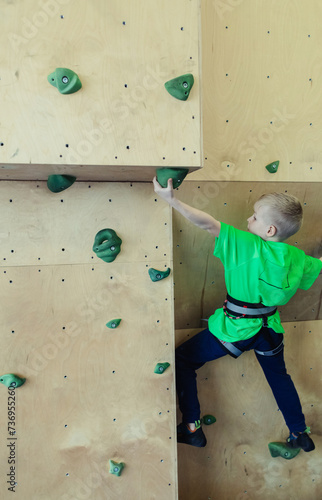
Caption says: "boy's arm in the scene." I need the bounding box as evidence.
[153,177,221,237]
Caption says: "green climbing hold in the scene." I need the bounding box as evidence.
[154,362,170,374]
[47,68,82,95]
[0,374,26,388]
[106,319,122,329]
[202,414,216,425]
[265,161,279,174]
[148,268,171,282]
[268,442,301,460]
[156,168,189,189]
[47,175,76,193]
[165,74,194,101]
[93,229,122,263]
[109,460,125,477]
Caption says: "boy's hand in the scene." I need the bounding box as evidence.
[153,176,175,205]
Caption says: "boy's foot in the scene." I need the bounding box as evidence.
[286,427,315,452]
[177,420,207,447]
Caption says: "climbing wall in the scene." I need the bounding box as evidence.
[0,0,204,498]
[0,0,202,181]
[173,183,322,499]
[173,0,322,498]
[191,0,322,184]
[174,181,322,328]
[176,321,322,500]
[0,181,177,499]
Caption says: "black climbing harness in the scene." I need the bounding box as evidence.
[214,295,283,359]
[223,294,277,320]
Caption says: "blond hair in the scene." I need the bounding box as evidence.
[257,192,303,241]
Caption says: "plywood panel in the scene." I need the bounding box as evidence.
[0,164,200,183]
[0,181,171,267]
[0,182,177,499]
[190,0,322,183]
[173,181,322,329]
[176,321,322,500]
[0,0,202,179]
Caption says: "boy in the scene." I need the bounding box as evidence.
[153,177,322,451]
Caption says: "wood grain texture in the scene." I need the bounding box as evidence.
[0,0,202,176]
[189,0,322,182]
[0,181,172,267]
[0,182,177,499]
[176,321,322,500]
[0,164,200,183]
[173,181,322,329]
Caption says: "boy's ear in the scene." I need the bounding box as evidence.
[267,225,277,237]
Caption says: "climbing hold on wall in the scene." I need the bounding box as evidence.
[154,362,170,374]
[93,229,122,263]
[109,460,125,477]
[106,319,122,329]
[156,168,189,189]
[202,414,216,425]
[265,161,279,174]
[47,175,77,193]
[0,374,26,388]
[268,442,301,460]
[47,68,82,94]
[148,268,171,282]
[165,74,194,101]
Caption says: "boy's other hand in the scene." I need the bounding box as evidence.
[153,176,175,205]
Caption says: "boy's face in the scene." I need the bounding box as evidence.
[247,203,275,240]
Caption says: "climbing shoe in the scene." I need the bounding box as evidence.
[286,427,315,452]
[177,420,207,447]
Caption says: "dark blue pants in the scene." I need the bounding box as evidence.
[175,328,306,434]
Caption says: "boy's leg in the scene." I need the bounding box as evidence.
[255,347,314,451]
[175,328,227,425]
[255,348,307,434]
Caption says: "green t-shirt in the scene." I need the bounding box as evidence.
[208,223,322,342]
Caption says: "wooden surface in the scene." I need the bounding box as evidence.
[0,0,202,179]
[0,181,177,499]
[189,0,322,183]
[176,321,322,500]
[1,1,321,499]
[173,181,322,329]
[0,164,200,183]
